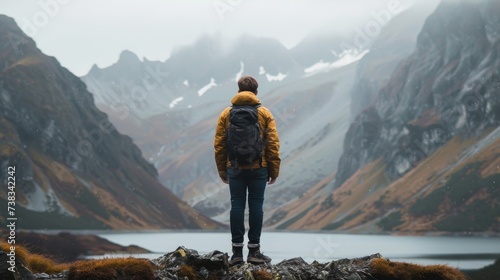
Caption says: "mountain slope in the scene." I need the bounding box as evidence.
[273,0,500,233]
[0,15,220,230]
[270,128,499,233]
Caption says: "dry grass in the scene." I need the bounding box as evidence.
[1,242,28,263]
[252,269,273,280]
[24,253,69,274]
[1,242,157,279]
[67,257,155,280]
[0,242,68,274]
[370,258,469,280]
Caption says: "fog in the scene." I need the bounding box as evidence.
[0,0,419,75]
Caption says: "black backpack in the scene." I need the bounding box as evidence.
[227,105,263,167]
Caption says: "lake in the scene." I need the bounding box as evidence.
[94,231,500,270]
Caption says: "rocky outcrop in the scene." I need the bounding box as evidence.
[154,246,377,279]
[152,246,467,280]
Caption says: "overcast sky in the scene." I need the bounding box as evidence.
[1,0,416,76]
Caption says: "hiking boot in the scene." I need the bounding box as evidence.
[229,243,244,266]
[247,244,272,264]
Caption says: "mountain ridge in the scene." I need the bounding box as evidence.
[0,14,221,230]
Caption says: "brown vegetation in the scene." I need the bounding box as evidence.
[23,253,68,275]
[1,241,156,279]
[0,242,69,274]
[252,269,273,280]
[370,258,468,280]
[178,264,200,279]
[67,258,155,280]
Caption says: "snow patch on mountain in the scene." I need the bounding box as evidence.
[157,144,167,156]
[331,49,369,68]
[183,80,189,87]
[304,60,333,74]
[258,66,266,75]
[304,49,370,75]
[258,66,287,81]
[234,61,244,82]
[169,97,184,108]
[266,72,287,82]
[197,78,217,96]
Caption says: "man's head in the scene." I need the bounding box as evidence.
[238,76,258,94]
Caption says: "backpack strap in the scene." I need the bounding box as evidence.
[229,105,237,169]
[255,105,263,168]
[244,105,262,168]
[228,105,238,169]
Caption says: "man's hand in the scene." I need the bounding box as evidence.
[268,177,277,185]
[221,177,229,184]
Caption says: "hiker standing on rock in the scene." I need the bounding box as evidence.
[214,76,281,266]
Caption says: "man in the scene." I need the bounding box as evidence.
[214,76,281,265]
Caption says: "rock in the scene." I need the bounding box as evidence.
[33,271,68,280]
[33,273,49,279]
[154,246,229,279]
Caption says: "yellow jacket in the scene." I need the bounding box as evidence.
[214,91,281,180]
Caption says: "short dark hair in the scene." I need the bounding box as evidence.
[238,76,258,94]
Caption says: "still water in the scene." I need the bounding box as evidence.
[95,231,500,270]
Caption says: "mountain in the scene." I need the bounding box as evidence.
[271,0,500,233]
[0,15,220,230]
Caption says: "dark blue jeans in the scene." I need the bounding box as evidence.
[228,167,267,244]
